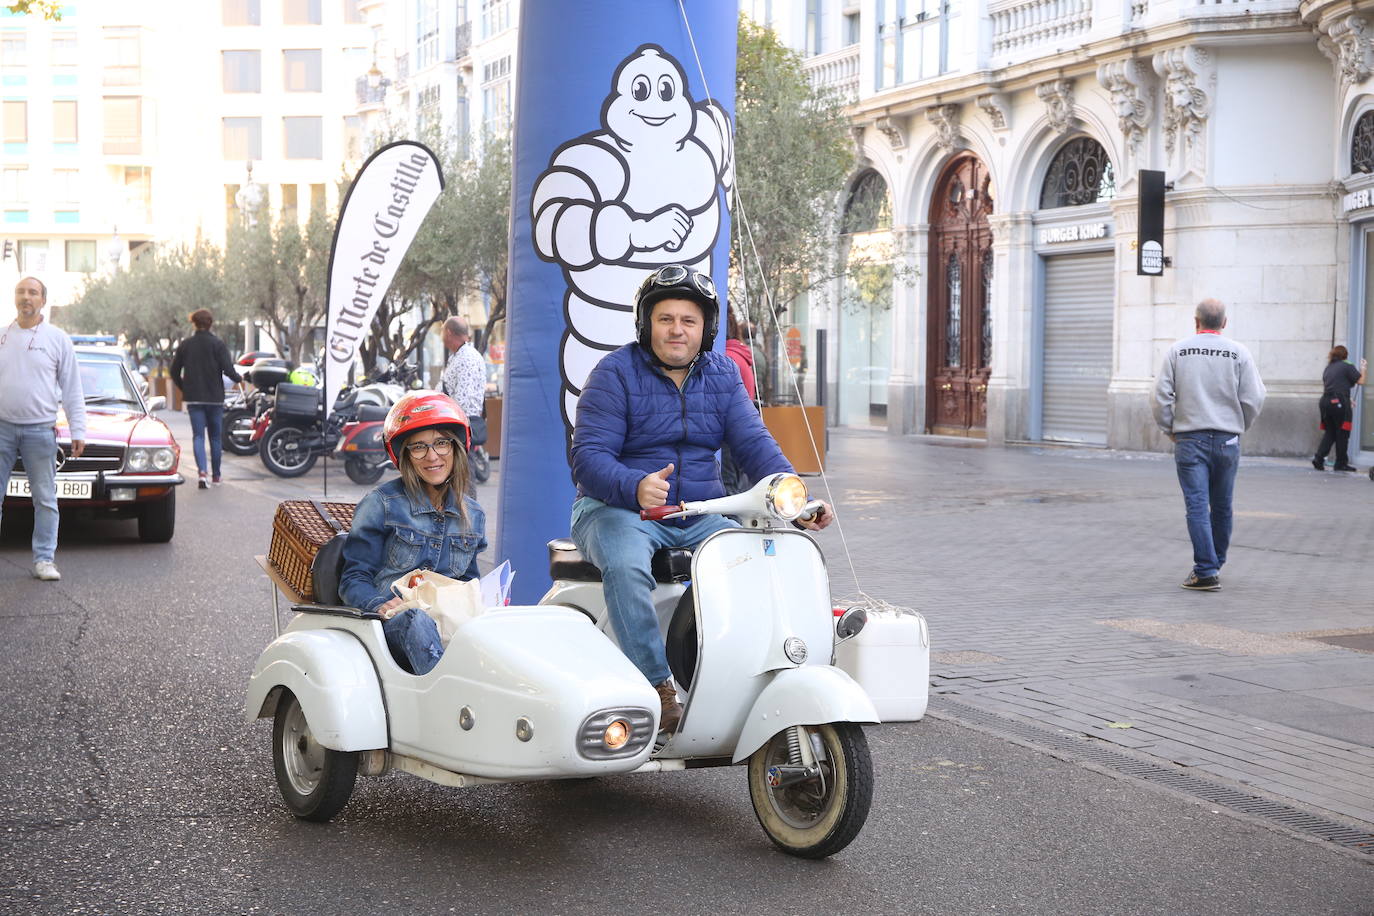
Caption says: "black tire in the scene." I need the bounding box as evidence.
[344,457,384,485]
[260,424,318,478]
[470,446,491,484]
[137,490,176,543]
[222,408,258,456]
[747,723,873,859]
[271,690,357,822]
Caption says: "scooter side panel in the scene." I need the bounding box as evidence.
[386,607,660,779]
[665,529,834,758]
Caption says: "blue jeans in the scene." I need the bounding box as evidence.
[383,608,444,675]
[186,404,225,476]
[0,420,60,564]
[571,496,737,684]
[1173,430,1240,578]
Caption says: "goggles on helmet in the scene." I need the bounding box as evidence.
[645,264,717,301]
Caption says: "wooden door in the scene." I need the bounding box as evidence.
[927,153,993,436]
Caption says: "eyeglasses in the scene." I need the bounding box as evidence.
[647,265,716,301]
[404,437,456,459]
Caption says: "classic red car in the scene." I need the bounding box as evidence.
[2,347,184,542]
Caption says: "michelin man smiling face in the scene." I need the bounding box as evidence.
[602,47,694,149]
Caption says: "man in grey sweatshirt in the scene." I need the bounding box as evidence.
[1152,298,1266,591]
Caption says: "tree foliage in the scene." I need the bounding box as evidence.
[5,1,63,20]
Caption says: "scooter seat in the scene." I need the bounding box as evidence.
[355,403,389,422]
[546,539,692,584]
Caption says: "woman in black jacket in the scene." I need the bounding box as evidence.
[1312,345,1367,472]
[170,309,241,488]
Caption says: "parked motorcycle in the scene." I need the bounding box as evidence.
[224,357,290,456]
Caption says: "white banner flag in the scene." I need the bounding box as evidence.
[322,140,444,416]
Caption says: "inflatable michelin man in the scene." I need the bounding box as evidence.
[530,44,733,442]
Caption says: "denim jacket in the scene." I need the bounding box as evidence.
[338,477,487,613]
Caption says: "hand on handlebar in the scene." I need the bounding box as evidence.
[794,499,834,531]
[636,463,675,510]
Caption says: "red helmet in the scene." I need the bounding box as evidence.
[382,390,470,465]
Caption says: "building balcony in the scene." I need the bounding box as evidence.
[396,53,409,86]
[454,21,472,61]
[356,75,386,110]
[803,44,860,103]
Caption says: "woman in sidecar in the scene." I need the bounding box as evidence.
[337,390,484,674]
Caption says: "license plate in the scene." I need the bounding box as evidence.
[5,478,93,499]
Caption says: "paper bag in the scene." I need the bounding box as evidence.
[389,569,485,645]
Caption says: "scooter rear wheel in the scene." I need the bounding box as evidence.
[222,408,258,456]
[748,723,872,859]
[469,446,491,484]
[344,456,385,485]
[260,424,318,477]
[272,690,357,822]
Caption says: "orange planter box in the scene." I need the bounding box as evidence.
[484,397,502,458]
[762,405,825,473]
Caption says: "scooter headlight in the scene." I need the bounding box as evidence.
[766,474,808,520]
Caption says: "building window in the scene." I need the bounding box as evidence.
[2,166,25,204]
[1039,136,1116,209]
[844,12,861,46]
[876,0,957,89]
[50,32,77,68]
[284,0,323,25]
[343,0,363,24]
[281,183,298,223]
[418,84,440,130]
[4,100,27,142]
[842,170,892,234]
[223,0,261,26]
[1352,110,1374,174]
[222,116,262,159]
[223,50,261,92]
[481,56,511,137]
[124,166,152,221]
[284,116,323,159]
[52,100,77,143]
[417,0,440,69]
[1,31,26,67]
[102,28,141,87]
[52,167,78,203]
[343,114,363,159]
[66,240,97,273]
[481,0,509,39]
[19,239,48,273]
[102,97,142,154]
[310,183,325,215]
[806,0,824,56]
[945,251,962,367]
[283,49,322,91]
[981,248,993,366]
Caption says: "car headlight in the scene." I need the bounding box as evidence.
[151,447,176,471]
[766,474,808,520]
[126,448,150,471]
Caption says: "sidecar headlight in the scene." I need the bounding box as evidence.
[766,474,808,520]
[577,708,654,760]
[603,719,631,750]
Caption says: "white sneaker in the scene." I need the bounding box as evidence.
[34,561,61,581]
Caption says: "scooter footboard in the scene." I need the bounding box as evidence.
[732,665,880,763]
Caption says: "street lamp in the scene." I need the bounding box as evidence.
[107,226,123,272]
[234,160,265,228]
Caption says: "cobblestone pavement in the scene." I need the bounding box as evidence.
[811,428,1374,831]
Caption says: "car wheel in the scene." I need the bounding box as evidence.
[272,689,357,822]
[137,489,175,543]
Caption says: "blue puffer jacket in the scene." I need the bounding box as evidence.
[571,343,792,525]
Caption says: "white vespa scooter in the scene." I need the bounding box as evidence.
[244,474,876,858]
[541,473,879,858]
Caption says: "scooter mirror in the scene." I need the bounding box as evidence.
[835,606,868,641]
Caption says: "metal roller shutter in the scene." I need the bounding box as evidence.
[1042,252,1114,445]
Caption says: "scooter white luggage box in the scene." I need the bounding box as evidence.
[834,610,930,722]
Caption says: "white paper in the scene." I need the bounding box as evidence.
[480,560,514,607]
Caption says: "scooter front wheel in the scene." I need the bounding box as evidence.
[272,690,357,822]
[747,723,872,859]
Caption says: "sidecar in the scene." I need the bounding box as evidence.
[244,558,660,821]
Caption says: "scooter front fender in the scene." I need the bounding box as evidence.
[244,628,387,752]
[732,665,880,763]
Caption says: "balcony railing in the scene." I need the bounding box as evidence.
[454,21,472,60]
[989,0,1093,57]
[803,44,860,103]
[396,53,409,84]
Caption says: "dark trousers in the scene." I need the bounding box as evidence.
[1315,396,1352,468]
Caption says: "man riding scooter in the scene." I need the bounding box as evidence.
[569,264,833,735]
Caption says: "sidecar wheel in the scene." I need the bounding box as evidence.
[272,690,357,822]
[747,723,872,859]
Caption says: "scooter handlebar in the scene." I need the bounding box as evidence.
[640,504,685,521]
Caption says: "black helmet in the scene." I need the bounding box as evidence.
[633,264,720,358]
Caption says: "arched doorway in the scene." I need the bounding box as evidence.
[927,153,993,436]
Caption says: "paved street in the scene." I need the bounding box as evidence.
[0,410,1371,914]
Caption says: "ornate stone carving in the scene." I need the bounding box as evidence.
[851,124,872,167]
[1152,45,1214,184]
[926,104,963,152]
[875,114,906,150]
[1096,58,1153,183]
[1318,14,1374,86]
[976,93,1011,133]
[1035,79,1076,134]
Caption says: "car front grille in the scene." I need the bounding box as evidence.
[15,443,125,475]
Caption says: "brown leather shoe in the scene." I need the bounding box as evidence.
[655,680,682,735]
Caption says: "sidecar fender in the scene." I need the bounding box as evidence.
[732,665,880,763]
[244,628,387,752]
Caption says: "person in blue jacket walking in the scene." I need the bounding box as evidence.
[569,264,833,734]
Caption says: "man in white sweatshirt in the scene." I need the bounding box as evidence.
[1152,298,1266,591]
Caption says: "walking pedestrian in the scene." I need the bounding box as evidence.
[1152,298,1266,591]
[170,309,241,489]
[1311,345,1366,473]
[0,276,86,581]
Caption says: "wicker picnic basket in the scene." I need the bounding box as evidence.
[267,499,356,602]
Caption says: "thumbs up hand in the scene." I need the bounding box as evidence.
[637,463,675,509]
